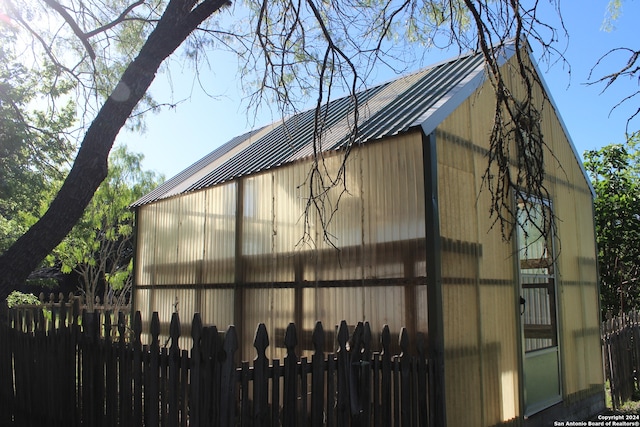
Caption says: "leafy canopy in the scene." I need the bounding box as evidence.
[50,146,162,308]
[0,28,77,254]
[584,132,640,317]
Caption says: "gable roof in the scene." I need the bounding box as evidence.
[132,42,545,208]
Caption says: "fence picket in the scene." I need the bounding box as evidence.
[132,312,144,426]
[283,322,298,427]
[381,325,392,427]
[361,322,372,427]
[117,311,131,425]
[181,349,189,427]
[300,356,309,426]
[272,358,281,427]
[311,321,325,427]
[105,313,118,426]
[336,320,350,427]
[148,312,161,427]
[349,321,364,423]
[416,332,429,426]
[393,357,400,425]
[372,352,380,427]
[220,325,238,427]
[400,327,411,425]
[161,346,169,426]
[168,312,181,427]
[3,306,437,427]
[190,313,202,427]
[602,310,640,409]
[241,360,250,427]
[253,323,269,426]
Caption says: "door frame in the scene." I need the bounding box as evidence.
[514,195,563,417]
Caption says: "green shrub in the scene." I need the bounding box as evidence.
[6,291,41,308]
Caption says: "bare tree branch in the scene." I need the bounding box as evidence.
[588,47,640,134]
[43,0,97,59]
[85,0,146,38]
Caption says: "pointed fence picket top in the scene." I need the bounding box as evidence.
[336,320,351,426]
[311,321,325,427]
[253,323,270,427]
[380,324,392,427]
[168,312,181,427]
[190,313,203,427]
[283,322,298,427]
[3,308,436,427]
[147,312,161,427]
[132,311,144,426]
[349,322,364,419]
[361,322,373,426]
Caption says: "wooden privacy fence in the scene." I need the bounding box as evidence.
[602,310,640,409]
[0,304,434,427]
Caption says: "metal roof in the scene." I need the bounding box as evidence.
[132,46,498,208]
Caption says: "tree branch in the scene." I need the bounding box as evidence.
[42,0,97,60]
[85,0,146,38]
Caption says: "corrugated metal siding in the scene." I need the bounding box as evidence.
[436,76,521,426]
[132,49,487,207]
[132,128,265,207]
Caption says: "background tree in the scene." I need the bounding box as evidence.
[584,133,640,318]
[0,0,232,302]
[49,146,162,311]
[591,0,639,135]
[0,0,636,304]
[0,28,76,253]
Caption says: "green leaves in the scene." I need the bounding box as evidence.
[0,32,76,253]
[6,290,41,308]
[584,132,640,317]
[50,146,162,307]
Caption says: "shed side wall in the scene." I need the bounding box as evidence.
[134,132,428,358]
[436,52,603,425]
[436,84,521,426]
[501,56,604,405]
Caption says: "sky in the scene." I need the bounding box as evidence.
[120,1,640,179]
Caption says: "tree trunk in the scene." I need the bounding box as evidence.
[0,0,229,303]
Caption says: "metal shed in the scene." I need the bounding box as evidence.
[131,41,604,426]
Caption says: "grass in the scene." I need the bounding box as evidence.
[602,381,640,415]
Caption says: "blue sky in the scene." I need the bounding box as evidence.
[121,1,640,179]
